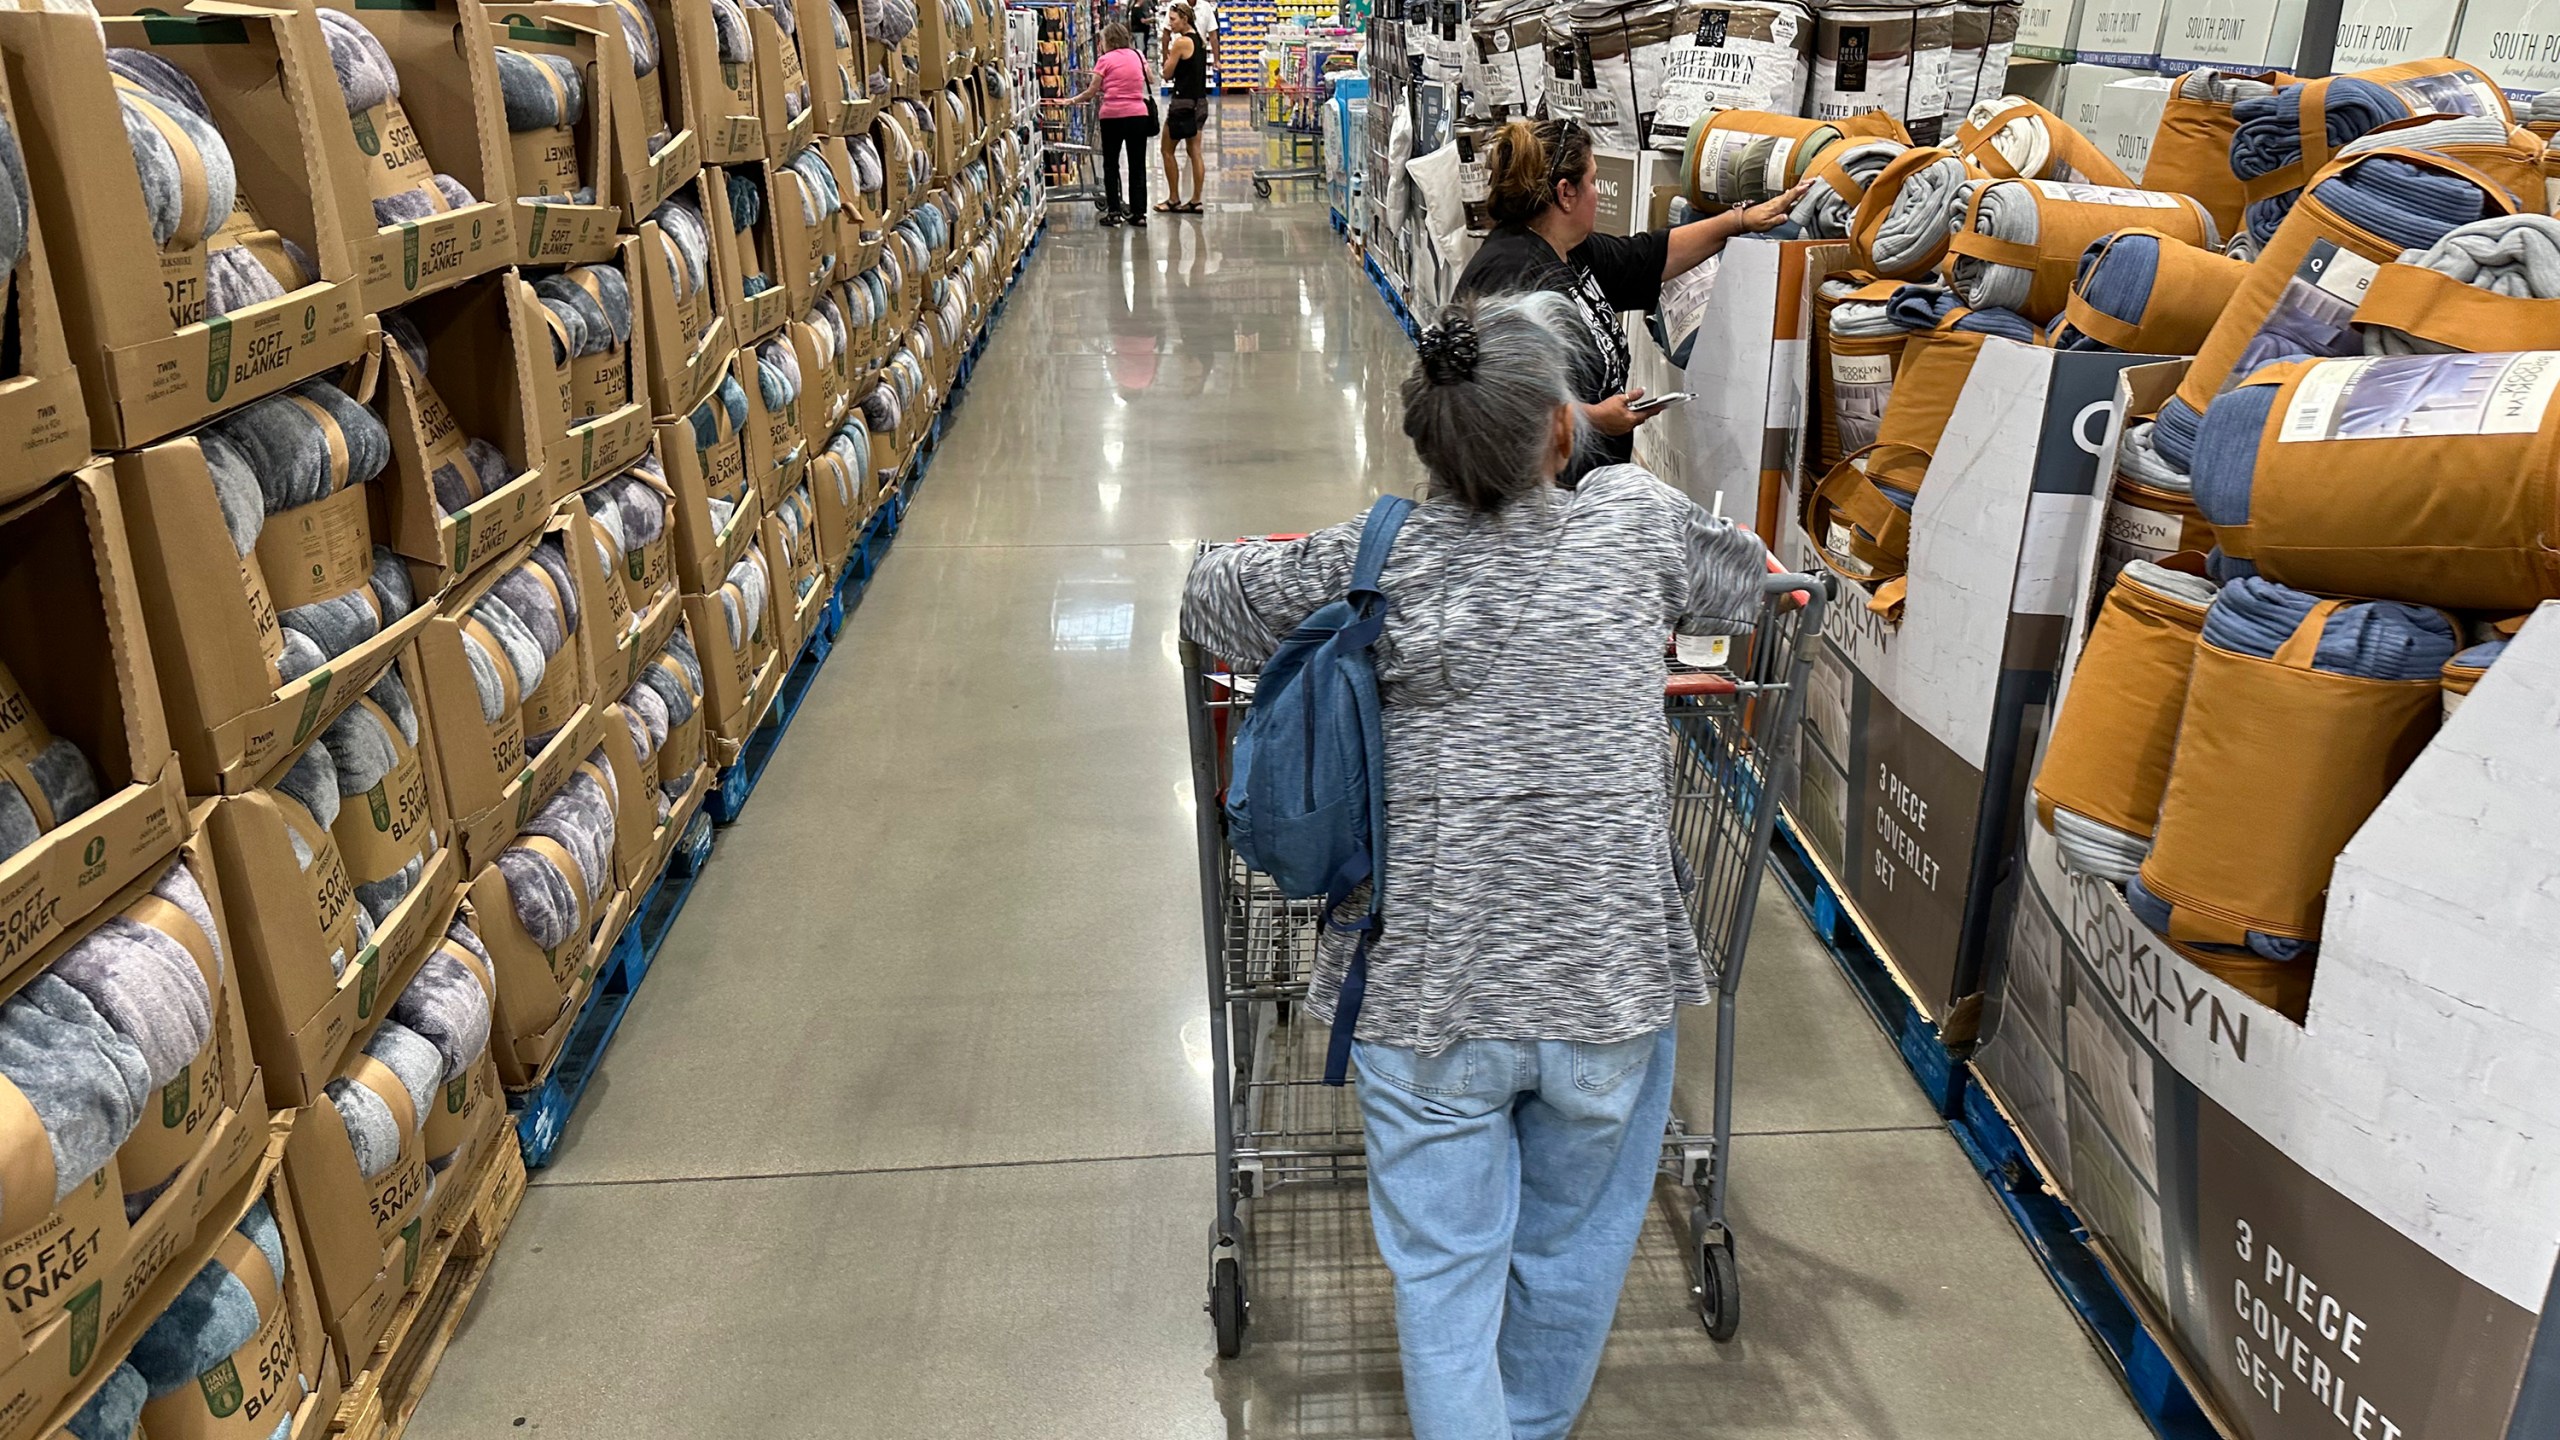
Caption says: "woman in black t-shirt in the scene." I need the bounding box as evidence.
[1455,117,1804,480]
[1154,3,1211,213]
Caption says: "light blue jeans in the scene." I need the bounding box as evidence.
[1353,1026,1677,1440]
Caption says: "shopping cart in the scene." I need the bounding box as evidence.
[1180,563,1830,1357]
[1251,82,1329,197]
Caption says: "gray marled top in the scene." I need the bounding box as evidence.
[1181,465,1769,1053]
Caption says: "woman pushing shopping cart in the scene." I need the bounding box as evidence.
[1178,289,1826,1440]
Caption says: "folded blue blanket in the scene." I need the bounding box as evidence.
[2154,156,2494,469]
[1881,284,2041,340]
[2232,77,2409,244]
[2054,232,2159,350]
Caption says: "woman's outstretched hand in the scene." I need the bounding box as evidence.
[1736,180,1816,232]
[1585,391,1653,436]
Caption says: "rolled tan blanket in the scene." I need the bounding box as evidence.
[1946,178,2218,321]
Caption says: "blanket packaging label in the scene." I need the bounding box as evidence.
[2277,350,2560,443]
[2158,0,2307,70]
[141,1265,297,1440]
[571,345,628,420]
[354,98,441,203]
[1649,7,1808,140]
[252,486,375,613]
[2014,0,2085,55]
[336,745,432,887]
[2331,0,2464,69]
[161,245,210,334]
[2219,240,2376,399]
[2026,177,2182,206]
[1833,354,1895,453]
[2453,0,2560,97]
[2071,0,2168,63]
[2102,494,2187,570]
[2093,76,2174,180]
[511,124,583,200]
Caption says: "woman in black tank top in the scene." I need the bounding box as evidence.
[1155,3,1211,213]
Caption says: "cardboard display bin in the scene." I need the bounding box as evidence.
[407,528,606,870]
[506,242,652,493]
[658,402,759,593]
[749,2,816,162]
[209,653,462,1110]
[0,836,270,1400]
[658,0,762,164]
[516,0,701,223]
[490,11,624,266]
[469,778,632,1091]
[0,8,370,450]
[704,163,792,346]
[0,56,87,500]
[0,465,191,976]
[379,275,551,595]
[741,333,812,506]
[632,176,734,417]
[20,1117,320,1440]
[116,408,441,796]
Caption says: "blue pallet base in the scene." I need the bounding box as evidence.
[1768,818,1964,1115]
[706,602,837,824]
[1361,253,1418,341]
[511,809,714,1168]
[1768,816,2216,1439]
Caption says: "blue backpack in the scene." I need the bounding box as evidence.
[1226,496,1411,1085]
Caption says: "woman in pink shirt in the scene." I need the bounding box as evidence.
[1047,24,1156,226]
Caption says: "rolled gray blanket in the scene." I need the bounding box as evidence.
[1792,138,1904,239]
[1869,152,1969,276]
[850,137,884,194]
[648,191,710,302]
[211,380,391,512]
[2335,112,2515,164]
[534,267,633,357]
[64,1360,145,1440]
[0,723,101,867]
[488,548,576,656]
[865,0,916,44]
[124,1199,291,1408]
[756,337,801,410]
[387,919,492,1082]
[786,149,842,223]
[709,0,754,63]
[720,550,769,648]
[2364,213,2560,355]
[2114,420,2191,497]
[496,765,616,947]
[108,49,236,251]
[277,546,410,670]
[2177,68,2280,105]
[0,975,151,1203]
[2533,90,2560,124]
[464,589,549,719]
[496,47,583,131]
[323,1020,440,1178]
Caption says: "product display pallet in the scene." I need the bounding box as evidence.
[1361,251,1416,339]
[331,1139,531,1440]
[1765,815,2215,1439]
[511,797,716,1168]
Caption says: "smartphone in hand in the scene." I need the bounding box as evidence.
[1627,391,1691,414]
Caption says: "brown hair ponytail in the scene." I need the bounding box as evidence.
[1483,117,1592,228]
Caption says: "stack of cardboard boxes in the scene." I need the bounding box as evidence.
[0,0,1031,1430]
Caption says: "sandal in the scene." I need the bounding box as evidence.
[1177,201,1204,213]
[1153,200,1181,213]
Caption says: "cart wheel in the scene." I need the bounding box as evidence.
[1697,1230,1740,1342]
[1211,1257,1248,1357]
[1253,177,1272,198]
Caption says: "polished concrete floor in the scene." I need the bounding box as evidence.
[406,110,2158,1439]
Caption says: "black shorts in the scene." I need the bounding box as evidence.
[1166,97,1206,141]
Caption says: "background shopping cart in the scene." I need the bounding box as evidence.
[1180,565,1830,1357]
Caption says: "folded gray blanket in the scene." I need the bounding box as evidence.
[496,47,583,131]
[710,0,754,63]
[535,266,633,359]
[0,975,149,1204]
[0,721,101,867]
[2364,212,2560,355]
[463,587,549,722]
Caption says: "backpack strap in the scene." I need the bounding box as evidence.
[1324,494,1413,1088]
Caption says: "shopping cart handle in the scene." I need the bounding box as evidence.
[1665,672,1739,697]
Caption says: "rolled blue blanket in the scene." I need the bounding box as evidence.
[496,47,584,132]
[2231,77,2408,244]
[325,1020,441,1178]
[648,191,710,303]
[2152,155,2495,470]
[1882,284,2040,340]
[2055,232,2161,350]
[126,1198,288,1400]
[0,731,101,867]
[0,975,150,1203]
[212,380,391,512]
[388,919,492,1082]
[64,1361,145,1440]
[108,50,236,252]
[690,373,749,451]
[496,765,617,947]
[709,0,754,63]
[2188,378,2278,531]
